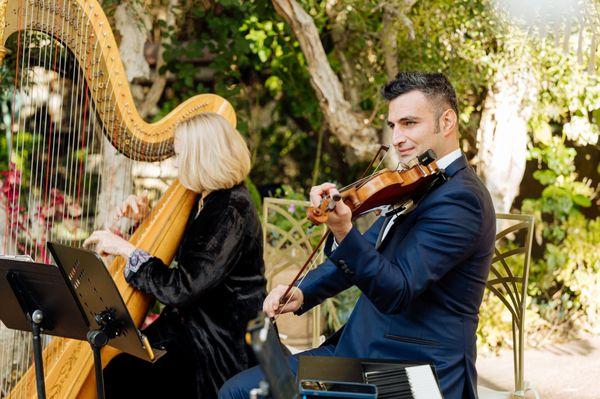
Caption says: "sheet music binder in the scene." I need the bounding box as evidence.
[46,241,163,361]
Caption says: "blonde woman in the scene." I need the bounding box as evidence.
[84,113,267,399]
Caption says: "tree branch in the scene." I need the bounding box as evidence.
[140,0,181,118]
[272,0,379,160]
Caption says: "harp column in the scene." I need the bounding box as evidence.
[0,0,6,63]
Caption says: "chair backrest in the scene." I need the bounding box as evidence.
[262,198,327,349]
[486,213,534,394]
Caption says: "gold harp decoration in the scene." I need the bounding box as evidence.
[0,0,7,62]
[0,0,237,397]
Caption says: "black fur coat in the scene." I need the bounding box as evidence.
[126,183,266,398]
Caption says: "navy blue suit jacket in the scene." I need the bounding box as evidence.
[297,155,496,399]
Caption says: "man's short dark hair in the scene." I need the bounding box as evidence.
[381,72,459,117]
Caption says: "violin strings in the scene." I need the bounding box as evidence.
[373,149,389,173]
[336,147,390,193]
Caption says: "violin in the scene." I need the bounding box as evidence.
[307,149,443,225]
[276,149,446,311]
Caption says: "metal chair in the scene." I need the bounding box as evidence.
[262,198,326,350]
[478,213,540,399]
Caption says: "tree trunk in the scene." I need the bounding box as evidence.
[140,0,180,118]
[272,0,379,160]
[475,67,538,213]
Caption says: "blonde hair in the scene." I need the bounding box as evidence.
[174,113,251,193]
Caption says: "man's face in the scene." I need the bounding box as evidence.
[387,90,443,165]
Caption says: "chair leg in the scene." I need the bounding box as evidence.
[513,381,541,399]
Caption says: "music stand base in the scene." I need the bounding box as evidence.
[87,330,109,399]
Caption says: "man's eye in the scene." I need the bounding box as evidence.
[404,121,416,126]
[387,122,394,129]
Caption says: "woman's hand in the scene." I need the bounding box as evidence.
[117,191,150,222]
[263,284,304,317]
[83,230,136,259]
[105,191,151,233]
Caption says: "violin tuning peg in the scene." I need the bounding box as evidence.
[417,149,437,165]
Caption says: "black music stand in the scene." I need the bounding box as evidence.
[0,255,88,399]
[0,242,164,399]
[247,313,298,399]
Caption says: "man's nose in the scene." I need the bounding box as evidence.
[392,130,407,146]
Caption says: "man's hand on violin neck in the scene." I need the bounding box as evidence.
[310,183,353,242]
[263,285,304,317]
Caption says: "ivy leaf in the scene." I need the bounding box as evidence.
[533,169,556,185]
[572,194,592,208]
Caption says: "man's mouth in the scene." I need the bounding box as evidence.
[398,147,415,155]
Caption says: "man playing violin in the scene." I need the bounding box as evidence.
[219,72,496,399]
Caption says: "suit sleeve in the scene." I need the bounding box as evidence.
[328,189,483,314]
[126,206,244,307]
[297,217,385,314]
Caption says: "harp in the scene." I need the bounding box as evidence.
[0,0,236,397]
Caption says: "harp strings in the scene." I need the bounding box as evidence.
[5,0,33,395]
[2,0,180,394]
[1,0,119,395]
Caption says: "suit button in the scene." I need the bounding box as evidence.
[337,260,354,275]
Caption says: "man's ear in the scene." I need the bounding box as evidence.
[440,108,457,137]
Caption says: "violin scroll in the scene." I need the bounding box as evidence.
[307,193,341,225]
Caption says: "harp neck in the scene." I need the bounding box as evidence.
[0,0,6,62]
[0,0,236,161]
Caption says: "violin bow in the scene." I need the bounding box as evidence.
[274,145,390,318]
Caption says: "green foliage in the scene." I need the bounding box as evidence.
[155,1,343,188]
[521,133,599,336]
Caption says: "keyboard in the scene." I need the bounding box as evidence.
[364,364,443,399]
